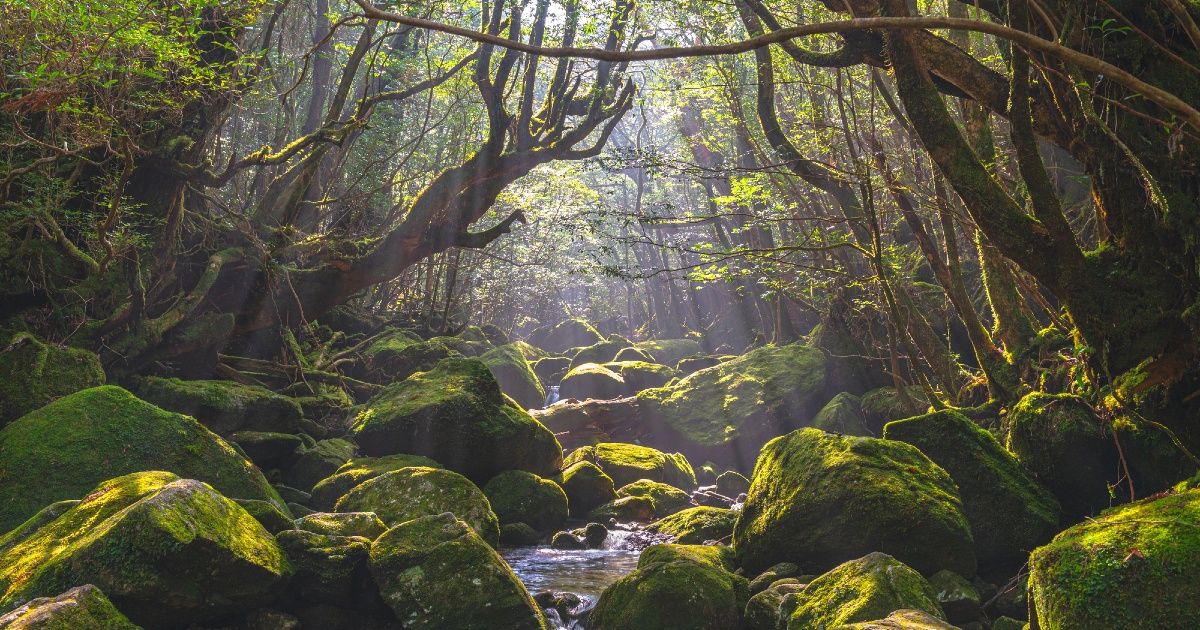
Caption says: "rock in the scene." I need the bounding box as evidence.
[632,339,704,368]
[676,355,725,375]
[1027,488,1200,628]
[0,584,139,629]
[587,496,656,522]
[530,319,604,354]
[990,575,1027,620]
[276,530,374,611]
[614,346,655,363]
[296,512,388,539]
[132,376,302,436]
[534,591,586,627]
[991,616,1026,630]
[309,454,442,511]
[352,330,458,383]
[648,506,737,545]
[289,502,316,517]
[335,467,500,547]
[481,344,546,409]
[237,499,297,534]
[568,339,628,370]
[859,387,926,434]
[748,562,801,595]
[603,361,677,392]
[231,431,304,471]
[530,397,638,443]
[284,438,356,492]
[884,410,1061,576]
[273,484,312,505]
[532,356,571,385]
[733,428,976,577]
[550,531,585,550]
[369,513,546,629]
[478,324,509,346]
[582,522,608,547]
[349,358,562,482]
[616,479,693,516]
[0,471,290,627]
[429,335,487,357]
[0,386,285,532]
[563,442,696,489]
[553,461,617,517]
[781,553,945,629]
[589,543,748,630]
[638,543,737,571]
[483,470,569,532]
[559,363,627,400]
[926,570,981,623]
[0,334,105,427]
[500,523,542,546]
[637,344,829,465]
[837,609,958,629]
[744,580,806,630]
[811,392,873,436]
[0,502,78,555]
[714,471,750,497]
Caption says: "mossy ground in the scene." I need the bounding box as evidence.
[559,362,627,400]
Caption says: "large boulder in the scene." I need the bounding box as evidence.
[531,356,571,385]
[284,438,356,492]
[0,584,139,629]
[131,376,303,436]
[275,530,372,610]
[647,506,737,544]
[1028,489,1200,628]
[482,470,568,532]
[884,410,1061,576]
[589,544,748,630]
[352,329,458,383]
[334,467,500,547]
[859,387,926,435]
[558,363,627,400]
[616,480,693,517]
[838,609,957,629]
[637,344,829,464]
[733,428,976,577]
[604,361,677,392]
[530,319,603,354]
[349,358,562,482]
[0,333,105,426]
[632,339,704,368]
[0,386,285,533]
[567,339,627,370]
[781,553,945,629]
[563,442,696,489]
[309,454,442,511]
[368,513,546,629]
[481,344,545,409]
[0,471,290,627]
[810,392,873,436]
[553,461,616,517]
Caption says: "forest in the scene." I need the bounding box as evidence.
[1,0,1199,628]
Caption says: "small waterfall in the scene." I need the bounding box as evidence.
[543,385,561,407]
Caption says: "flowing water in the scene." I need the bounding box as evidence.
[543,385,561,407]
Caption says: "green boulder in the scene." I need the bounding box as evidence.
[559,363,627,400]
[632,339,704,367]
[587,496,656,522]
[483,470,569,532]
[616,479,693,516]
[838,609,958,629]
[603,361,677,392]
[733,428,976,577]
[235,498,295,534]
[648,506,737,544]
[782,553,945,629]
[481,344,546,409]
[530,319,603,354]
[744,580,806,630]
[859,387,926,435]
[335,467,500,547]
[0,386,285,533]
[354,330,458,383]
[715,470,750,497]
[349,358,562,482]
[563,442,696,489]
[309,454,441,511]
[296,512,388,539]
[613,346,655,363]
[131,376,302,436]
[276,529,371,609]
[811,392,872,436]
[568,339,627,370]
[532,356,571,385]
[0,333,105,426]
[369,513,546,629]
[284,438,356,492]
[0,584,139,629]
[554,461,617,517]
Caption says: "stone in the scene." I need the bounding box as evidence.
[481,344,546,410]
[0,584,139,629]
[132,376,302,436]
[563,442,696,489]
[483,470,569,532]
[647,506,737,545]
[0,333,105,426]
[781,553,945,629]
[553,461,617,517]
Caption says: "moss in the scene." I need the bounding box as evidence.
[589,542,749,630]
[1028,489,1200,629]
[350,358,562,482]
[810,392,870,436]
[632,339,704,367]
[562,442,697,489]
[553,461,616,517]
[639,543,737,572]
[276,529,371,609]
[884,410,1061,576]
[0,386,285,533]
[500,522,542,546]
[715,470,750,497]
[483,470,568,532]
[648,507,737,544]
[530,319,603,354]
[132,376,302,436]
[783,553,945,629]
[297,512,387,539]
[235,498,296,534]
[284,438,356,492]
[617,479,693,516]
[428,335,487,358]
[230,431,304,471]
[368,513,547,629]
[602,361,677,392]
[837,609,958,629]
[744,580,806,630]
[0,333,105,426]
[636,344,828,463]
[559,362,627,400]
[356,330,458,383]
[568,339,628,370]
[0,584,140,629]
[481,344,546,409]
[0,471,290,627]
[613,346,654,362]
[733,428,976,577]
[926,569,980,622]
[510,340,550,362]
[587,496,656,522]
[335,467,500,547]
[859,386,927,434]
[309,453,442,511]
[677,355,725,375]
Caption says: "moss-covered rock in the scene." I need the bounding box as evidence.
[553,461,616,517]
[748,562,801,594]
[335,467,500,546]
[284,438,357,492]
[0,471,290,627]
[733,428,976,577]
[0,334,105,426]
[500,523,542,546]
[131,377,303,436]
[744,580,806,630]
[230,431,304,471]
[715,471,750,497]
[368,513,547,629]
[637,344,829,464]
[884,410,1060,576]
[811,392,873,436]
[530,319,603,354]
[0,584,140,629]
[603,361,677,392]
[235,498,296,534]
[568,339,628,370]
[309,454,441,511]
[531,356,571,385]
[614,346,655,363]
[926,570,980,623]
[782,553,945,629]
[1027,489,1200,629]
[349,358,562,482]
[296,512,388,539]
[481,344,546,409]
[676,355,725,375]
[510,340,551,362]
[589,543,748,630]
[0,386,285,533]
[616,480,693,516]
[562,442,696,489]
[837,609,958,629]
[558,362,627,400]
[429,335,488,358]
[859,387,926,435]
[648,506,737,544]
[587,496,656,522]
[354,329,458,383]
[276,529,371,609]
[632,339,704,368]
[483,470,568,532]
